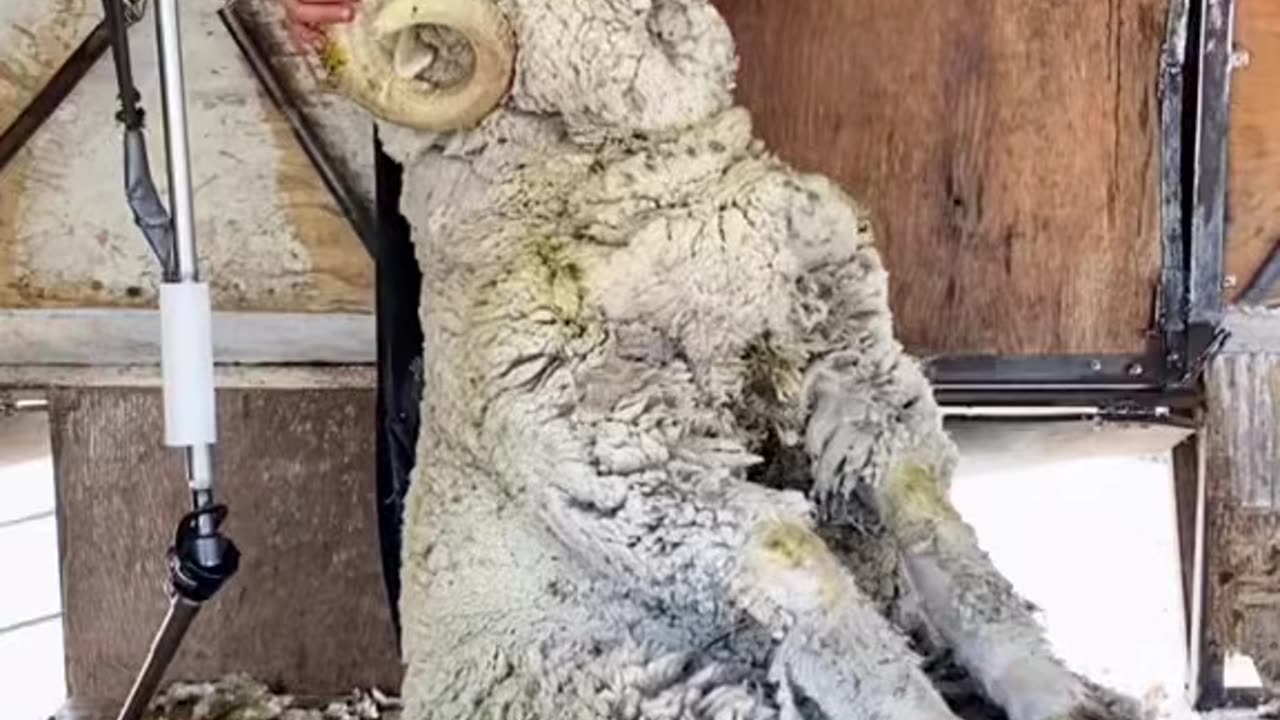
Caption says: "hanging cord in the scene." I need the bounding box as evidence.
[100,0,177,276]
[102,0,147,129]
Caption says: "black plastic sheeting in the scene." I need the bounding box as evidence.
[373,133,422,645]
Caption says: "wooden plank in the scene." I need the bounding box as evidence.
[0,308,374,365]
[0,0,100,133]
[1228,0,1280,302]
[0,2,373,314]
[712,0,1166,356]
[1203,352,1280,694]
[1206,352,1280,509]
[0,364,375,390]
[51,388,400,704]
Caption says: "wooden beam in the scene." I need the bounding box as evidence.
[0,308,374,365]
[1200,351,1280,700]
[0,364,374,389]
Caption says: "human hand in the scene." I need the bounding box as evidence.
[282,0,358,50]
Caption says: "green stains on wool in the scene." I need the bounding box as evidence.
[753,520,844,608]
[881,462,960,543]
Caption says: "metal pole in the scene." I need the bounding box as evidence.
[153,0,198,282]
[106,2,239,719]
[188,448,221,567]
[114,596,201,720]
[154,0,221,568]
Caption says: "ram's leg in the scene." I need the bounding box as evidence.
[808,372,1136,720]
[785,177,1138,720]
[743,519,962,720]
[508,395,963,720]
[880,460,1139,720]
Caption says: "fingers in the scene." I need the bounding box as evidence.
[282,0,356,53]
[287,21,327,51]
[283,0,356,27]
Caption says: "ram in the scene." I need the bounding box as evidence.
[318,1,1140,718]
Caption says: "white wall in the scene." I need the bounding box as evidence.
[952,454,1189,715]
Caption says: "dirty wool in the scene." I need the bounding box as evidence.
[133,675,398,720]
[334,0,1146,718]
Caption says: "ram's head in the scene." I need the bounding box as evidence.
[323,0,737,135]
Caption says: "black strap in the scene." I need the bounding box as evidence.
[168,505,240,603]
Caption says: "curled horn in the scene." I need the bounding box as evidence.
[325,0,515,131]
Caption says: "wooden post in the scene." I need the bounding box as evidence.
[1199,351,1280,703]
[50,387,401,707]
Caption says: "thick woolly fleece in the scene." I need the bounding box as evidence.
[368,1,1138,718]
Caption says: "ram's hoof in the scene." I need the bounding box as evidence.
[324,0,515,131]
[1052,679,1141,720]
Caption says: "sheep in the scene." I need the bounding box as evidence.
[322,1,1140,718]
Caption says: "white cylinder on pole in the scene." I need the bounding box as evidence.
[160,282,217,447]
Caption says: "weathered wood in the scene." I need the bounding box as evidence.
[0,1,373,314]
[0,308,374,365]
[51,388,400,704]
[1206,353,1280,509]
[712,0,1166,356]
[0,364,375,389]
[0,0,100,134]
[1228,0,1280,303]
[230,0,378,208]
[1203,352,1280,694]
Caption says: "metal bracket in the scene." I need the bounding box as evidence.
[926,354,1159,388]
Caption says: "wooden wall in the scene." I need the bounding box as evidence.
[713,0,1168,356]
[1227,0,1280,303]
[1202,351,1280,694]
[50,388,400,705]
